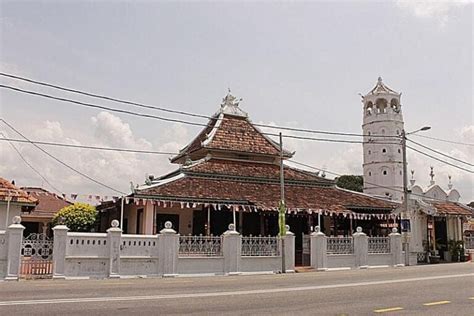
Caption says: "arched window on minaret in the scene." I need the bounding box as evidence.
[366,101,373,116]
[376,98,387,114]
[390,98,399,112]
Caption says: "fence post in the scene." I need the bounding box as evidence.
[52,224,69,279]
[310,226,327,271]
[5,216,24,281]
[389,228,403,267]
[353,227,368,269]
[284,225,295,273]
[222,224,241,275]
[107,219,122,278]
[157,221,178,277]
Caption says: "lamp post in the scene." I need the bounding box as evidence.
[401,126,431,266]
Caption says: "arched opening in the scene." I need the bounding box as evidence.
[390,98,399,112]
[366,101,373,116]
[375,98,388,114]
[383,170,388,176]
[382,148,387,154]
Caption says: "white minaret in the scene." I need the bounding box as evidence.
[362,77,404,200]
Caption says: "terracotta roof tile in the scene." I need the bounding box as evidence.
[0,178,37,204]
[431,202,473,216]
[137,175,395,212]
[185,159,333,183]
[22,187,72,218]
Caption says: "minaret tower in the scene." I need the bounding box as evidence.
[362,77,404,200]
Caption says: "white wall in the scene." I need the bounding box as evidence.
[0,203,22,230]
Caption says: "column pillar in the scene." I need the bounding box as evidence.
[310,226,327,271]
[353,227,368,269]
[5,216,25,281]
[389,228,403,267]
[222,224,241,275]
[157,221,179,277]
[284,225,295,272]
[107,220,122,278]
[52,224,69,279]
[144,201,154,235]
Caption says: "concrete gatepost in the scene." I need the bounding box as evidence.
[158,221,179,277]
[222,224,241,275]
[5,216,25,281]
[389,228,403,267]
[310,226,327,271]
[107,220,122,279]
[353,227,368,269]
[52,224,69,279]
[284,225,295,273]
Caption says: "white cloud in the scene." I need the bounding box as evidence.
[395,0,471,26]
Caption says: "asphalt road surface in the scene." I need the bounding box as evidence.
[0,263,473,315]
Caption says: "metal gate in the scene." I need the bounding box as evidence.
[302,234,311,266]
[20,233,53,279]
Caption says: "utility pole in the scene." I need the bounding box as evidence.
[279,132,286,273]
[401,129,410,266]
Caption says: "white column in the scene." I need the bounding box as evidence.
[353,227,368,269]
[222,224,241,275]
[107,220,122,278]
[310,226,327,271]
[144,201,154,235]
[389,228,403,267]
[284,225,295,273]
[5,216,25,281]
[157,221,179,277]
[52,224,69,279]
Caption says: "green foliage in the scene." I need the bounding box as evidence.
[52,202,97,232]
[335,175,364,192]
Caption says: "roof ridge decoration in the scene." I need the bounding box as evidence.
[367,77,400,96]
[217,89,248,118]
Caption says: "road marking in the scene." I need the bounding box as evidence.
[0,273,471,307]
[373,307,404,313]
[469,297,474,300]
[423,300,451,306]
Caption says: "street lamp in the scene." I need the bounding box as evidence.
[401,126,431,266]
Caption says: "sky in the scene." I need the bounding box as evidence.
[0,0,472,203]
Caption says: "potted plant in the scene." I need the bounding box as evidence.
[448,240,463,262]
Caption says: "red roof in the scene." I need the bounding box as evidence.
[431,202,473,216]
[22,187,72,218]
[172,114,291,163]
[0,178,37,204]
[137,159,395,212]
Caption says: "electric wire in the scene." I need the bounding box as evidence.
[407,138,473,167]
[0,119,126,194]
[0,74,396,139]
[406,145,473,173]
[411,133,474,147]
[0,132,64,194]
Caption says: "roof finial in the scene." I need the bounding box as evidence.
[429,166,435,185]
[448,175,453,190]
[378,76,383,84]
[410,170,416,186]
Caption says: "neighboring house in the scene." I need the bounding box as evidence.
[407,169,473,259]
[20,187,72,236]
[98,92,398,265]
[0,178,37,230]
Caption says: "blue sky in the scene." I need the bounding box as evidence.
[0,1,472,201]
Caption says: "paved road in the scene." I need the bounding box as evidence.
[1,263,473,315]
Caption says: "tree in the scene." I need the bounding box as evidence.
[52,202,97,232]
[335,175,364,192]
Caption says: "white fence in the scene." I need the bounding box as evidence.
[179,235,222,257]
[241,236,280,256]
[310,227,403,270]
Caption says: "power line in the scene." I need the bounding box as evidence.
[407,138,473,167]
[0,74,395,139]
[406,145,473,174]
[288,159,458,203]
[0,119,126,194]
[0,132,64,194]
[411,133,474,147]
[0,137,178,155]
[0,72,210,120]
[266,133,401,145]
[0,84,208,128]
